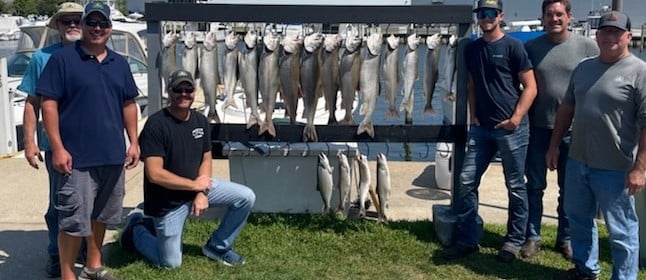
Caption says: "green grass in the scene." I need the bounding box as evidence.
[105,214,645,280]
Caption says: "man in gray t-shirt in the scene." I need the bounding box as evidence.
[547,11,646,280]
[522,0,598,261]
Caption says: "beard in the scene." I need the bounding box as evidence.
[64,32,82,42]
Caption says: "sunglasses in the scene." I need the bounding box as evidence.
[59,19,81,26]
[172,87,195,94]
[476,9,500,20]
[84,19,111,28]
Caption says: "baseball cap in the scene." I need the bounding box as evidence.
[474,0,503,12]
[46,2,83,29]
[598,11,631,31]
[82,0,111,22]
[167,70,195,89]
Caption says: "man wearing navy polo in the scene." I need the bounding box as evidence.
[37,1,140,279]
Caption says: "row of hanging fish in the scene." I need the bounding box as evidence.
[160,26,459,141]
[317,152,391,222]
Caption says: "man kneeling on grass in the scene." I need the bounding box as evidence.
[119,70,256,268]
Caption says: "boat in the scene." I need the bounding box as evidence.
[0,14,25,41]
[6,20,149,126]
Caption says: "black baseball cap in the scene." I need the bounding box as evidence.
[598,11,631,32]
[474,0,503,12]
[82,0,111,22]
[167,70,195,89]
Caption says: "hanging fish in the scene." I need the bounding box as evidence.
[336,150,352,215]
[423,33,441,115]
[376,153,391,222]
[222,30,239,111]
[200,31,220,123]
[357,32,383,138]
[278,34,304,124]
[181,31,198,80]
[382,34,400,120]
[300,32,324,142]
[321,34,343,124]
[238,30,261,129]
[161,32,178,89]
[258,31,281,137]
[339,29,362,125]
[399,33,420,116]
[357,154,372,218]
[317,153,334,214]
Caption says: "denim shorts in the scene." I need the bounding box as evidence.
[53,165,125,236]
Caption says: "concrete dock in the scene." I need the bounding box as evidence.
[0,152,564,279]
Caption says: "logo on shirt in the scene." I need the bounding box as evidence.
[492,54,505,59]
[192,128,204,139]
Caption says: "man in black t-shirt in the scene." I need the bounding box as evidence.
[119,70,256,268]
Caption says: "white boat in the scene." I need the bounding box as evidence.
[6,20,149,126]
[0,14,25,41]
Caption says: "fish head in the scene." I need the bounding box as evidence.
[304,33,323,53]
[448,34,458,47]
[203,31,217,49]
[318,153,330,167]
[184,32,196,48]
[386,34,399,50]
[337,151,349,165]
[323,34,343,52]
[224,30,239,50]
[281,34,303,54]
[162,32,179,47]
[345,35,362,53]
[426,33,441,50]
[244,30,258,48]
[263,33,280,52]
[377,153,388,164]
[406,33,420,50]
[366,33,383,56]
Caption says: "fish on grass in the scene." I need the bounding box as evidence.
[423,33,441,115]
[278,34,304,124]
[321,34,343,124]
[383,34,400,120]
[317,153,334,214]
[357,32,383,138]
[399,33,420,117]
[200,30,221,123]
[357,154,372,218]
[238,30,261,129]
[300,32,324,142]
[258,31,281,137]
[376,153,391,222]
[336,150,352,215]
[222,31,239,112]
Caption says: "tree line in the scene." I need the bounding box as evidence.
[1,0,128,18]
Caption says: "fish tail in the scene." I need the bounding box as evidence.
[357,121,375,138]
[246,114,259,130]
[385,108,400,120]
[223,96,238,110]
[423,104,436,115]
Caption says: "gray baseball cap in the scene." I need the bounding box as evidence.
[167,70,195,89]
[473,0,503,12]
[598,11,631,31]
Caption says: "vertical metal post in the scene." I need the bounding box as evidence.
[611,0,623,11]
[146,19,163,115]
[0,58,17,156]
[450,23,470,210]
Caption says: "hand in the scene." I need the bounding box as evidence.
[626,168,646,196]
[192,192,209,217]
[545,146,560,171]
[193,175,212,192]
[52,148,72,175]
[24,143,43,169]
[494,117,520,131]
[125,144,140,170]
[426,33,440,50]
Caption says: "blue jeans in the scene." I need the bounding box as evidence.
[44,152,58,256]
[454,124,529,249]
[525,127,570,243]
[564,158,639,280]
[132,178,255,268]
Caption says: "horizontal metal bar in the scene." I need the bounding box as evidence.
[145,3,474,24]
[210,124,467,143]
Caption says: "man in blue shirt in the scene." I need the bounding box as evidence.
[441,0,537,263]
[18,2,83,278]
[38,1,140,279]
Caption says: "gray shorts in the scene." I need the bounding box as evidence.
[53,165,125,236]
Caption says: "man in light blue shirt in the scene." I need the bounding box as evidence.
[18,2,83,278]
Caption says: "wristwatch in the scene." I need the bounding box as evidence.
[201,188,210,195]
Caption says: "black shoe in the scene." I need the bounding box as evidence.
[45,255,61,278]
[556,241,573,261]
[520,239,541,259]
[553,268,598,280]
[497,244,519,263]
[440,244,479,260]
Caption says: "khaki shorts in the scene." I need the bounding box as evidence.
[53,165,125,236]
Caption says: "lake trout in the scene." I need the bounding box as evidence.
[383,34,400,120]
[357,32,383,138]
[258,32,281,136]
[200,31,220,123]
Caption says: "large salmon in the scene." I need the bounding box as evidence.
[376,153,391,222]
[221,31,239,111]
[181,31,198,80]
[339,33,362,125]
[258,32,281,136]
[278,34,303,124]
[321,34,343,124]
[336,151,352,215]
[382,34,400,120]
[423,34,441,115]
[161,32,178,89]
[317,153,334,214]
[357,154,372,218]
[399,33,420,116]
[357,32,383,138]
[200,31,220,123]
[300,33,324,142]
[238,30,261,129]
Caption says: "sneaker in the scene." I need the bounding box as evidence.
[553,268,599,280]
[78,267,119,280]
[45,255,61,278]
[520,239,541,259]
[119,212,143,252]
[556,241,573,261]
[202,244,246,266]
[440,244,479,260]
[497,244,520,263]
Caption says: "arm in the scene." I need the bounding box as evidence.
[495,69,537,130]
[143,154,211,192]
[41,96,72,174]
[192,151,213,216]
[626,127,646,195]
[22,95,43,168]
[123,100,139,169]
[546,104,574,171]
[467,74,479,125]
